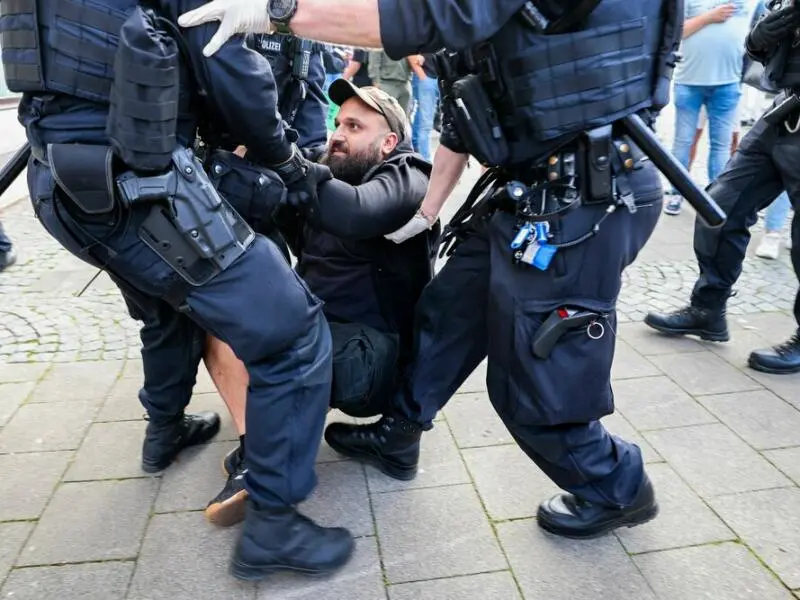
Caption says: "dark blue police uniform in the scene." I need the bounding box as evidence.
[1,0,353,579]
[249,33,328,152]
[325,0,676,539]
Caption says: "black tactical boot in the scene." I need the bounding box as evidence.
[324,415,422,481]
[231,503,354,581]
[644,305,729,342]
[537,473,658,539]
[748,331,800,374]
[141,411,221,473]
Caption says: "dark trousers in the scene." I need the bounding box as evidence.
[0,220,12,254]
[395,162,663,508]
[692,93,800,326]
[29,160,332,511]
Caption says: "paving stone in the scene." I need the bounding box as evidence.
[611,340,661,380]
[256,536,384,600]
[737,312,797,342]
[707,329,776,370]
[0,522,32,587]
[0,562,134,600]
[298,460,373,537]
[194,364,219,395]
[710,487,800,589]
[648,352,761,396]
[613,376,717,431]
[0,363,49,384]
[0,451,71,521]
[155,441,235,513]
[747,371,800,410]
[496,520,655,600]
[697,390,800,450]
[615,463,735,554]
[634,542,793,600]
[120,359,144,380]
[644,424,791,497]
[455,360,487,394]
[18,478,158,566]
[0,381,32,426]
[96,376,148,422]
[764,446,800,484]
[443,391,513,448]
[0,401,98,453]
[618,321,705,356]
[28,360,123,403]
[127,512,254,600]
[65,421,155,481]
[388,571,521,600]
[366,422,469,493]
[373,484,506,583]
[463,444,559,521]
[601,412,662,464]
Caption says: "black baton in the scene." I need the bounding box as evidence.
[621,114,726,228]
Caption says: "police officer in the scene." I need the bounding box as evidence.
[179,0,676,538]
[247,32,329,153]
[1,0,354,581]
[644,2,800,375]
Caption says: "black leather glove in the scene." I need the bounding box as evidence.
[746,5,800,55]
[270,144,330,207]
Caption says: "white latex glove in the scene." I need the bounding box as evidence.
[385,212,434,244]
[178,0,272,57]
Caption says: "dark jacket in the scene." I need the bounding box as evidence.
[278,139,436,364]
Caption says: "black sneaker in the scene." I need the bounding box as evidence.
[206,452,248,527]
[324,415,422,481]
[644,305,729,342]
[748,331,800,374]
[537,474,659,539]
[222,445,242,476]
[141,411,221,473]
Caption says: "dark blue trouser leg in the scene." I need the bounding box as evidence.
[30,159,332,509]
[116,282,204,422]
[0,220,12,254]
[691,114,784,309]
[395,227,490,426]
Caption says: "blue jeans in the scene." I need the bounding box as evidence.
[672,83,742,189]
[765,191,792,232]
[411,75,439,161]
[0,220,11,254]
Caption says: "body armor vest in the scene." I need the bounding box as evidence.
[0,0,135,103]
[474,0,669,165]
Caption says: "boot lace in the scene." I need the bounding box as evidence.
[774,332,800,356]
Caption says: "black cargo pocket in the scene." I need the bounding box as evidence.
[507,303,616,426]
[330,323,377,413]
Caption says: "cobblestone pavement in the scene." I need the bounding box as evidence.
[1,115,800,599]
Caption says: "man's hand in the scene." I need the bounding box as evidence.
[177,0,271,57]
[285,162,332,209]
[706,3,736,24]
[747,4,800,54]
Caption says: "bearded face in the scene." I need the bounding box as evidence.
[319,136,384,184]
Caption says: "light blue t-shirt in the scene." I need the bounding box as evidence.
[674,0,762,86]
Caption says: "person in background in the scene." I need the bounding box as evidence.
[368,50,412,115]
[754,192,793,259]
[409,54,439,161]
[0,220,16,273]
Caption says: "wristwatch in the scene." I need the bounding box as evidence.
[268,0,298,34]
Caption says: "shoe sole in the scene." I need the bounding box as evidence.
[537,503,660,540]
[230,539,355,582]
[747,357,800,375]
[205,490,249,527]
[325,437,417,481]
[643,318,729,343]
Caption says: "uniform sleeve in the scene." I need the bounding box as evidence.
[377,0,529,58]
[168,0,293,165]
[308,159,430,240]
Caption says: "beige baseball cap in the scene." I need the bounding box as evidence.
[328,78,410,141]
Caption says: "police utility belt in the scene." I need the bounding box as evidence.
[440,124,643,272]
[44,142,255,296]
